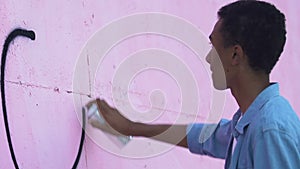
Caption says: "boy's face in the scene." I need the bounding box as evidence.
[206,19,237,90]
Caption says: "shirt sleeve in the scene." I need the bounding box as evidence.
[253,128,300,169]
[186,119,232,159]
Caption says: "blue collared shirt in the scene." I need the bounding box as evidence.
[187,83,300,169]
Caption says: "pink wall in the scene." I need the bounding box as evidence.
[0,0,299,169]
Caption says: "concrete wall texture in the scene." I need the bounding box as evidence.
[0,0,299,169]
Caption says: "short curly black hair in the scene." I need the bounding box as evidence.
[218,0,286,74]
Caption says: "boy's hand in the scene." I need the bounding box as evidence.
[86,98,134,136]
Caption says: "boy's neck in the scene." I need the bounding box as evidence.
[230,73,270,114]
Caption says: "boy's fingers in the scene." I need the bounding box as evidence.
[88,116,122,136]
[97,99,111,113]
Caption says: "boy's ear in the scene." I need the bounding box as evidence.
[231,45,244,66]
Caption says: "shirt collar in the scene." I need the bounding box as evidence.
[233,83,280,136]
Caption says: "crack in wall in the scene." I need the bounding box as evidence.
[86,53,92,98]
[4,80,91,97]
[84,141,89,169]
[4,80,203,119]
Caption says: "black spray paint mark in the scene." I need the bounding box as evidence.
[1,28,85,169]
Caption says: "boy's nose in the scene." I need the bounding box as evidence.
[205,49,212,64]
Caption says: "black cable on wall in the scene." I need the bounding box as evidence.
[1,28,86,169]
